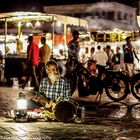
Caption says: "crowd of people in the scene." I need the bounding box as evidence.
[21,30,139,94]
[17,30,140,121]
[81,36,139,77]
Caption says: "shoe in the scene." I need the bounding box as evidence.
[74,117,81,123]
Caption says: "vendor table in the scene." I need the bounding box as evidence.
[4,54,27,86]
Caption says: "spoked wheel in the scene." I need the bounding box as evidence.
[105,72,129,102]
[131,74,140,100]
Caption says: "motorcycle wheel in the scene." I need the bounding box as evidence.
[105,72,129,102]
[131,73,140,100]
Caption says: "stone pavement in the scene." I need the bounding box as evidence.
[0,118,140,140]
[0,86,140,139]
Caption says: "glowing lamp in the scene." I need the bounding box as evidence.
[17,92,27,110]
[14,92,28,122]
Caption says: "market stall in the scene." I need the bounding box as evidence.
[0,12,88,84]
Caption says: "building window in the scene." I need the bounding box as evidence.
[130,15,133,24]
[107,11,114,20]
[81,12,93,18]
[118,11,122,20]
[95,12,100,19]
[102,11,106,18]
[124,13,128,20]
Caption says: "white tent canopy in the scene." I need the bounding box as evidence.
[50,14,88,27]
[0,12,88,56]
[0,12,88,27]
[0,12,56,22]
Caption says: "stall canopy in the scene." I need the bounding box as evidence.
[0,12,88,56]
[50,14,88,27]
[0,12,56,22]
[0,12,88,26]
[137,16,140,28]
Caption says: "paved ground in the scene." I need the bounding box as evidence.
[0,118,140,140]
[0,85,140,139]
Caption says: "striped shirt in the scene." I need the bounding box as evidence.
[39,77,71,101]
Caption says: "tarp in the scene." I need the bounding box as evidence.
[0,12,55,22]
[0,12,88,27]
[51,14,88,27]
[0,12,88,57]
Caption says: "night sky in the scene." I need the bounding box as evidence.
[0,0,138,12]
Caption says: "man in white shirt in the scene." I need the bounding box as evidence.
[89,47,95,60]
[105,45,114,69]
[94,45,108,75]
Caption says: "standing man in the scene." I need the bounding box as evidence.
[89,47,95,60]
[66,30,80,95]
[16,38,23,54]
[112,46,124,71]
[123,36,139,77]
[94,45,108,75]
[105,45,113,69]
[67,30,80,65]
[38,37,51,84]
[22,35,39,91]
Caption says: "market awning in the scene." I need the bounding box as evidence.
[50,14,88,27]
[0,11,88,57]
[0,12,56,22]
[0,12,88,27]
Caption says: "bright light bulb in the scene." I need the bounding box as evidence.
[26,22,32,27]
[35,21,40,27]
[56,21,62,27]
[18,22,22,27]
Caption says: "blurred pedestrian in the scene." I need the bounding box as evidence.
[81,47,89,63]
[38,37,51,84]
[0,50,3,64]
[16,38,23,54]
[22,35,39,91]
[87,59,99,77]
[65,30,80,77]
[89,47,95,60]
[57,49,67,77]
[67,30,80,66]
[94,45,108,75]
[105,45,113,69]
[112,46,124,71]
[123,36,139,77]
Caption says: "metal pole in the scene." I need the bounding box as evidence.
[52,16,55,58]
[64,23,67,53]
[4,18,7,58]
[18,22,21,38]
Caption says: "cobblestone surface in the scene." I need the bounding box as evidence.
[0,86,139,139]
[0,117,139,140]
